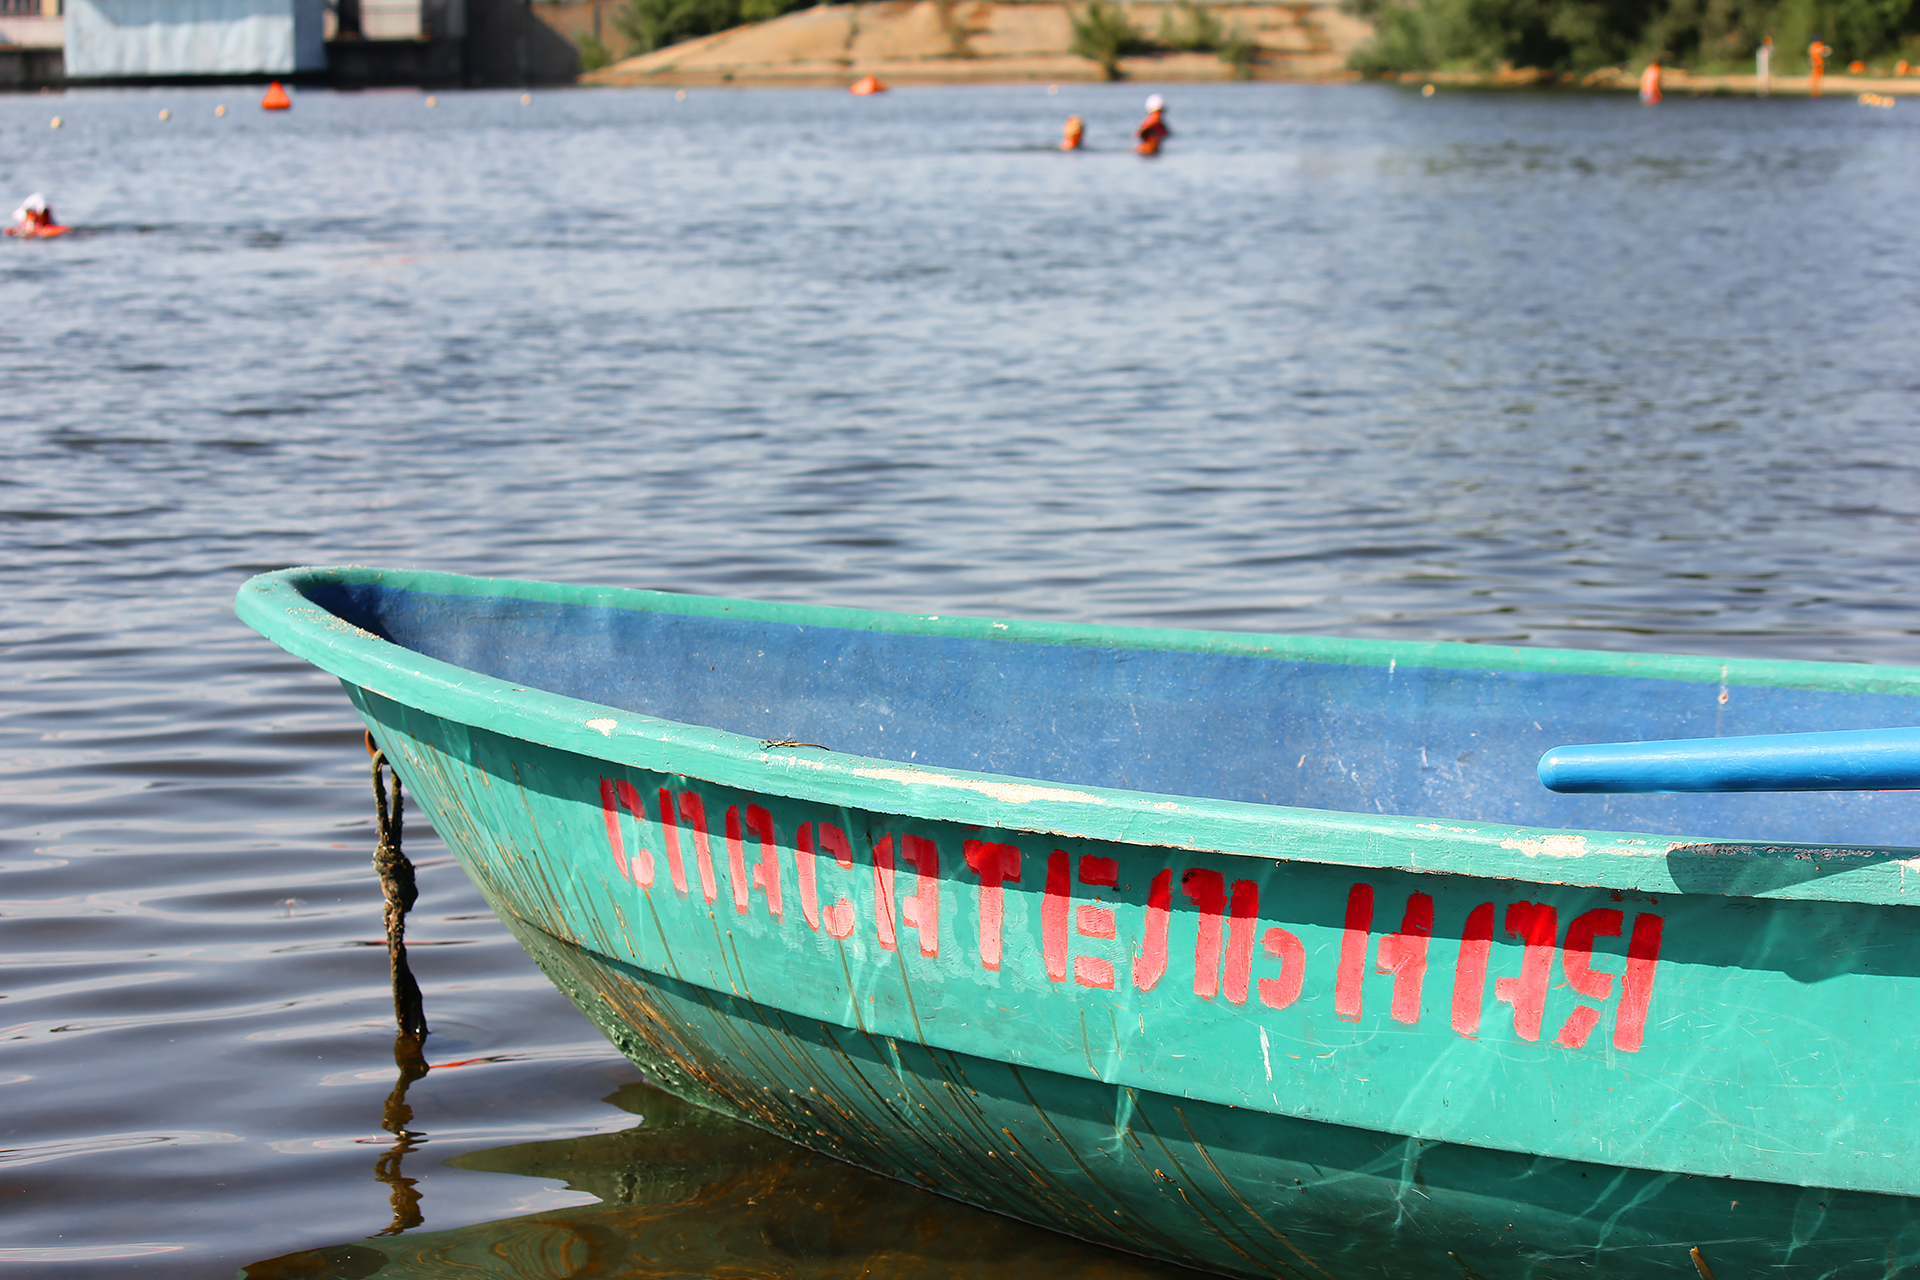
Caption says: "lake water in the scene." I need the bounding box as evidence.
[4,79,1919,1279]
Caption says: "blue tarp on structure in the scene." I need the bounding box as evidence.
[65,0,326,76]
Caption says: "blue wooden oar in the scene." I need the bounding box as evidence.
[1537,726,1920,793]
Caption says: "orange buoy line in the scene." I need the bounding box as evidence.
[261,81,291,110]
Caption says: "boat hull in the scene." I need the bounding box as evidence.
[347,681,1920,1280]
[234,567,1920,1278]
[506,915,1920,1280]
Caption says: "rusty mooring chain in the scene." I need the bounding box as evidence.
[367,730,427,1037]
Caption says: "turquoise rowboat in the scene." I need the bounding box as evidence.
[238,566,1920,1280]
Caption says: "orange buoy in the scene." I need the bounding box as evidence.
[1848,60,1865,73]
[261,81,291,110]
[1061,114,1084,150]
[849,75,886,95]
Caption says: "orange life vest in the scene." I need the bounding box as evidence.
[1135,110,1168,155]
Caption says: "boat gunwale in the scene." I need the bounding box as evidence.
[237,565,1920,908]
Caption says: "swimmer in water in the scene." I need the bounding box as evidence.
[1062,115,1085,150]
[1135,94,1169,156]
[5,193,56,236]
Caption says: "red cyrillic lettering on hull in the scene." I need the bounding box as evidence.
[1079,856,1118,888]
[1075,955,1115,988]
[1495,901,1559,1041]
[1334,883,1374,1021]
[1042,849,1071,981]
[872,835,899,951]
[1555,1005,1604,1048]
[1133,868,1172,992]
[795,823,821,931]
[657,787,689,896]
[1077,904,1116,939]
[900,834,938,957]
[819,823,856,940]
[1044,850,1124,987]
[599,779,626,878]
[1555,908,1623,1048]
[599,778,654,886]
[963,839,1020,970]
[602,795,1667,1056]
[1074,855,1122,988]
[746,804,781,921]
[1259,926,1305,1008]
[1452,901,1495,1038]
[618,781,655,887]
[1224,880,1258,1006]
[725,806,750,914]
[1374,892,1433,1025]
[678,791,717,904]
[1181,868,1228,1000]
[1614,912,1663,1053]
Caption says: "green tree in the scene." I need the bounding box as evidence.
[1349,0,1920,71]
[1219,22,1261,73]
[1071,1,1151,77]
[578,31,616,69]
[1159,0,1225,48]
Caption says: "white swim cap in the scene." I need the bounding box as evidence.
[1145,94,1165,111]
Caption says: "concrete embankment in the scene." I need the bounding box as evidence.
[584,0,1371,87]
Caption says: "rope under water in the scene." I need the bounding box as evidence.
[368,731,427,1038]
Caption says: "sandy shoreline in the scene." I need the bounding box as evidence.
[584,0,1369,88]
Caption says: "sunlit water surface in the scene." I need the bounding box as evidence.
[3,80,1918,1279]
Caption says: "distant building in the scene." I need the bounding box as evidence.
[0,0,64,88]
[64,0,327,77]
[9,0,575,85]
[329,0,463,43]
[0,0,65,47]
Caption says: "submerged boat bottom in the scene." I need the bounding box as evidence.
[499,915,1920,1280]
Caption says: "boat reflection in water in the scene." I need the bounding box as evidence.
[241,1062,1195,1280]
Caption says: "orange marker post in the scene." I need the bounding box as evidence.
[261,81,291,110]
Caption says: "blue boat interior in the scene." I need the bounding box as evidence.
[311,582,1920,848]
